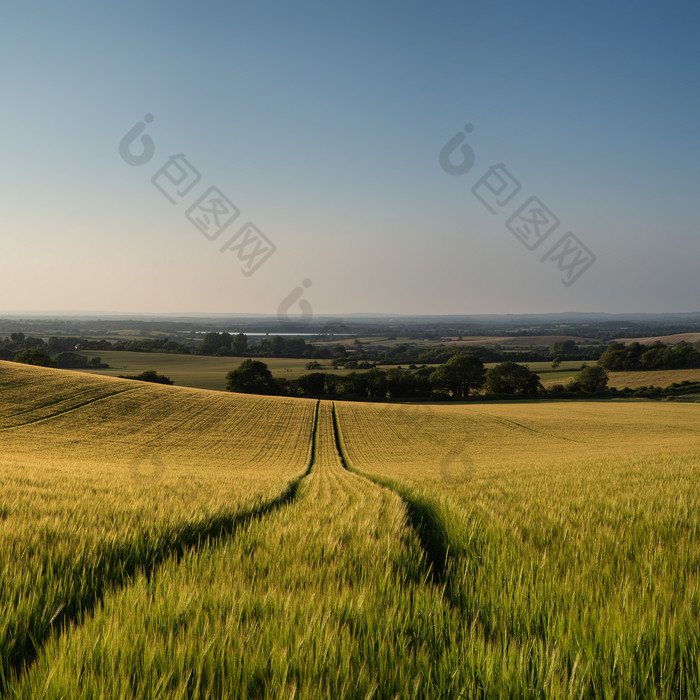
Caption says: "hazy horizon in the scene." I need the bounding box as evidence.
[2,309,700,321]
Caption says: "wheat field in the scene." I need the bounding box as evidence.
[1,361,698,697]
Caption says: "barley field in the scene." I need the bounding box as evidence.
[1,361,698,697]
[0,362,316,694]
[335,400,700,697]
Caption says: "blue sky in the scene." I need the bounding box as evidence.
[1,1,698,316]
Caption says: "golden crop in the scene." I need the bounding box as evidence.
[2,362,698,697]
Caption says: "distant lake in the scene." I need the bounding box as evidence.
[175,331,352,336]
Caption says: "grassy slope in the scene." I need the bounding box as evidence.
[75,351,412,391]
[73,350,700,394]
[0,361,316,691]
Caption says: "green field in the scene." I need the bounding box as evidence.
[1,361,698,697]
[76,351,421,391]
[75,351,318,390]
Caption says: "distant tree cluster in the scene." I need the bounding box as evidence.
[11,347,56,367]
[201,333,607,365]
[226,354,551,400]
[54,352,108,369]
[199,332,249,356]
[197,332,339,359]
[0,333,110,369]
[118,370,174,385]
[598,342,700,371]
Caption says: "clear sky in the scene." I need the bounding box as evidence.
[1,1,698,317]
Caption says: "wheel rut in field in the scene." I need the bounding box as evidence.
[328,401,459,587]
[0,386,139,431]
[331,403,579,653]
[12,399,460,692]
[330,401,478,598]
[16,401,459,697]
[5,401,321,691]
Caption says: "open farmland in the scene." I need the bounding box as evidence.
[1,362,699,697]
[74,351,411,391]
[75,351,318,390]
[535,367,700,390]
[614,333,700,346]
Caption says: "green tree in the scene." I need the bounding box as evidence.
[270,336,286,355]
[13,348,55,367]
[598,342,627,370]
[54,352,88,369]
[385,368,416,398]
[341,368,387,398]
[118,370,174,385]
[572,365,609,392]
[550,339,577,357]
[200,332,231,355]
[226,359,277,395]
[297,372,326,396]
[485,362,542,396]
[430,354,486,398]
[231,332,248,354]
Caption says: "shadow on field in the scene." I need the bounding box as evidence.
[5,401,320,691]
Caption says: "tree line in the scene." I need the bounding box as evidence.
[598,341,700,371]
[225,356,611,401]
[0,334,109,370]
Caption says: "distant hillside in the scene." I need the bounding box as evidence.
[614,333,700,346]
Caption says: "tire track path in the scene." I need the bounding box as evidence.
[16,402,458,698]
